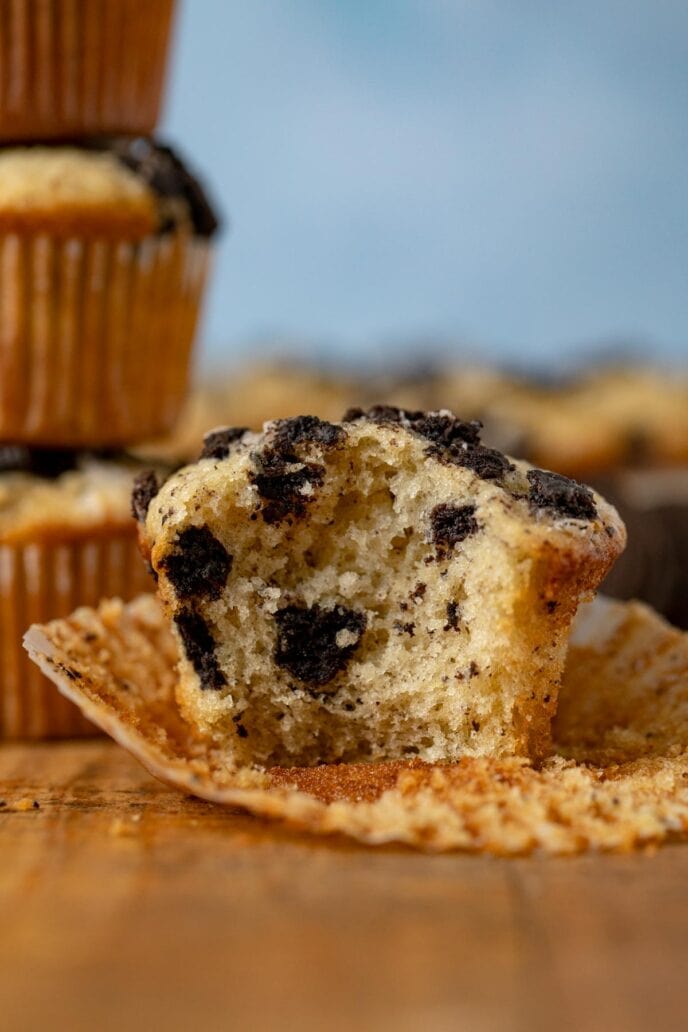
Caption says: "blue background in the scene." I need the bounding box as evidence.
[161,1,688,370]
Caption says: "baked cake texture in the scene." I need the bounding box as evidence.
[135,407,625,767]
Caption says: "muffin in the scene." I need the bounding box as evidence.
[472,366,688,478]
[0,137,219,446]
[0,447,159,738]
[135,409,624,767]
[0,0,176,141]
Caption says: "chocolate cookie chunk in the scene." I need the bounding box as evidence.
[452,445,515,481]
[430,504,479,554]
[410,412,482,449]
[161,526,232,601]
[274,604,367,688]
[273,415,345,450]
[250,447,325,525]
[174,611,225,691]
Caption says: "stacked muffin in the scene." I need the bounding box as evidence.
[0,0,219,736]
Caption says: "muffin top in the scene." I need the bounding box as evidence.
[0,138,219,239]
[467,365,688,475]
[0,449,159,542]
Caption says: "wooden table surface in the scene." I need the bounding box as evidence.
[0,740,686,1032]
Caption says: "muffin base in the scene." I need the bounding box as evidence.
[0,0,176,141]
[0,231,209,445]
[0,528,151,738]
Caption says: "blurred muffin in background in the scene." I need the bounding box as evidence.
[469,366,688,478]
[142,363,366,462]
[0,138,218,446]
[149,361,505,463]
[0,0,177,141]
[0,449,164,739]
[594,468,688,630]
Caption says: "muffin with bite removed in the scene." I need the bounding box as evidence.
[134,408,625,767]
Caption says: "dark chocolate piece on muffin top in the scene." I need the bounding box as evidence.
[246,416,348,525]
[94,137,220,237]
[249,447,326,525]
[527,469,598,521]
[272,415,346,450]
[138,407,625,768]
[343,406,514,482]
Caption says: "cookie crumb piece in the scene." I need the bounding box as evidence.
[273,415,345,449]
[444,601,462,631]
[430,504,479,554]
[250,447,325,524]
[200,426,249,460]
[527,469,597,521]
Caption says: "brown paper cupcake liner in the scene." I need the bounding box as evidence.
[1,530,152,739]
[0,231,210,446]
[0,0,176,140]
[22,595,688,854]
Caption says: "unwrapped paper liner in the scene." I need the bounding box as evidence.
[23,594,688,855]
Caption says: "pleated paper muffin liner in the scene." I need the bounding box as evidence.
[0,0,176,140]
[23,594,688,855]
[0,231,210,446]
[2,530,152,739]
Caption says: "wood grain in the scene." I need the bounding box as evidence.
[0,741,686,1032]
